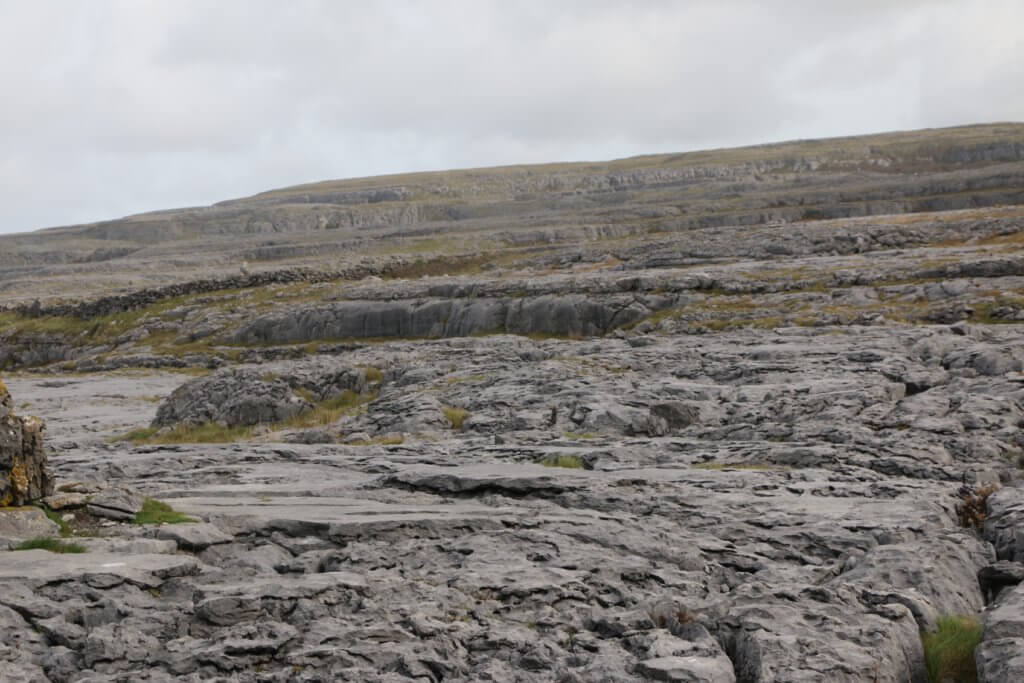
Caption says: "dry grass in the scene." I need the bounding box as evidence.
[648,606,697,630]
[279,389,370,429]
[957,484,998,530]
[442,405,470,430]
[125,422,253,444]
[541,454,586,469]
[13,537,87,553]
[117,389,375,444]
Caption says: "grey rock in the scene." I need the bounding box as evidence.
[195,595,262,626]
[637,656,735,683]
[87,486,144,521]
[40,492,88,510]
[976,637,1024,683]
[0,506,59,546]
[153,368,312,428]
[982,581,1024,640]
[198,541,293,574]
[155,522,233,552]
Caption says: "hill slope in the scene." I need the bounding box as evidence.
[0,122,1022,303]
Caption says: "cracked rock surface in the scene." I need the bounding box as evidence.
[2,319,1024,682]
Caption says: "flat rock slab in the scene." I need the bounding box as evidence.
[0,550,201,588]
[0,507,58,546]
[40,492,89,510]
[383,462,593,496]
[87,486,144,521]
[198,572,369,602]
[155,522,233,551]
[167,493,523,540]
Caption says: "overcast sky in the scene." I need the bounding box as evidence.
[1,0,1022,235]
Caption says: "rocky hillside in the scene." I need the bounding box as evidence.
[1,124,1024,682]
[0,122,1022,304]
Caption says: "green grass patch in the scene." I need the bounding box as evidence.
[921,616,981,683]
[40,507,72,537]
[111,426,161,443]
[13,537,87,553]
[563,432,600,441]
[442,406,470,430]
[137,422,253,444]
[541,455,586,469]
[970,297,1024,325]
[281,389,371,429]
[133,498,196,525]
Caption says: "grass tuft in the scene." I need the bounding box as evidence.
[13,537,87,553]
[281,389,370,429]
[442,406,470,430]
[921,615,981,683]
[133,498,196,525]
[541,455,586,469]
[563,431,600,441]
[115,389,376,444]
[40,507,72,537]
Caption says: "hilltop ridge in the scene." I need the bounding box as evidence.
[0,122,1022,305]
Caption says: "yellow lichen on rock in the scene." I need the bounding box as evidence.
[10,460,28,496]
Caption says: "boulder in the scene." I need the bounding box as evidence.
[0,377,54,506]
[153,369,312,428]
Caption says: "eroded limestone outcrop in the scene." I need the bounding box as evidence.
[0,377,52,506]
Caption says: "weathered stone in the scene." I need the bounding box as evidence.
[40,492,89,510]
[0,506,59,546]
[976,637,1024,683]
[980,561,1024,602]
[637,655,735,682]
[87,486,144,521]
[0,378,53,507]
[155,522,233,552]
[153,368,313,428]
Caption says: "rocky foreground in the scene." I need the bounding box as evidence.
[1,125,1024,681]
[2,319,1024,682]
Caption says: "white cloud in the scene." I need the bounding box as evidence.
[0,0,1020,234]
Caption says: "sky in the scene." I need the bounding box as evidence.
[0,0,1022,235]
